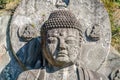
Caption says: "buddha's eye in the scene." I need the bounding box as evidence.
[65,37,77,45]
[65,40,76,44]
[47,37,57,44]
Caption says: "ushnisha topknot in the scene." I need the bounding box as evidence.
[41,10,82,34]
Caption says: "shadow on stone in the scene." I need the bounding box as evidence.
[0,38,43,80]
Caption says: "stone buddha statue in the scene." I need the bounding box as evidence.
[17,10,108,80]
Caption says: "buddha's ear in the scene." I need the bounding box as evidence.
[79,36,83,47]
[75,47,82,66]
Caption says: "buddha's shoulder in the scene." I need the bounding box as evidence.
[17,69,44,80]
[77,66,108,80]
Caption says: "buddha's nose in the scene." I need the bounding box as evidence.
[59,40,66,50]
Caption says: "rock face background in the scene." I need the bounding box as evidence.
[0,0,120,80]
[0,12,11,73]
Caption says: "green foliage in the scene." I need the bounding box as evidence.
[0,0,7,8]
[0,0,6,4]
[0,0,13,5]
[112,25,120,52]
[115,0,120,3]
[0,0,19,9]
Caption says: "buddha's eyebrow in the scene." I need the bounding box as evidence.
[66,35,77,39]
[47,33,58,37]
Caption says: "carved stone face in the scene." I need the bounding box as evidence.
[43,28,80,66]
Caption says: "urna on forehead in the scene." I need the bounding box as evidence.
[41,10,82,35]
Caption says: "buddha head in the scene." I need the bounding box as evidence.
[41,10,83,67]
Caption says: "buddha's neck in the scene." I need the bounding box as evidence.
[46,64,77,72]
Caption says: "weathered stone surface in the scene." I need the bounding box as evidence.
[17,24,39,42]
[0,0,117,80]
[110,68,120,80]
[10,0,111,71]
[86,24,100,41]
[97,46,120,77]
[0,38,42,80]
[0,12,11,73]
[17,10,108,80]
[0,11,41,80]
[0,46,10,73]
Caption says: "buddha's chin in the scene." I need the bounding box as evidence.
[55,57,71,64]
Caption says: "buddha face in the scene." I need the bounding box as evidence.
[43,28,81,66]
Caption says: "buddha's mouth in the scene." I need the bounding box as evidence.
[57,50,68,57]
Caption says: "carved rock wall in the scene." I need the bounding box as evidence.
[98,46,120,79]
[9,0,111,71]
[0,0,119,80]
